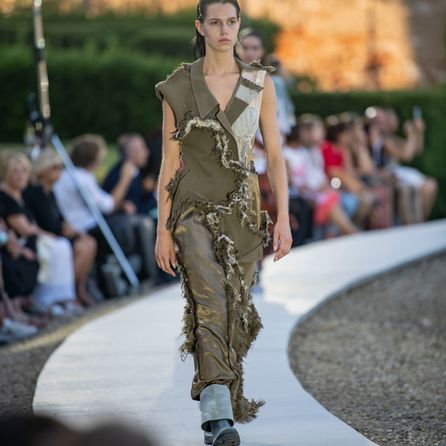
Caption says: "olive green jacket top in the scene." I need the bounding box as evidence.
[155,56,275,262]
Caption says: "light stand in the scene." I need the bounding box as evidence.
[30,0,140,289]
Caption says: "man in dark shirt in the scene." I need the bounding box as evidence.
[102,134,157,216]
[102,133,159,283]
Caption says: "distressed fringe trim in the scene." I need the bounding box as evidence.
[167,115,273,423]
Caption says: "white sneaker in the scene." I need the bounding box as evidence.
[62,301,85,316]
[2,318,38,338]
[49,304,68,318]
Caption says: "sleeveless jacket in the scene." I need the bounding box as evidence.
[155,56,275,262]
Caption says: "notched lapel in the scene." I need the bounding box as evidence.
[190,57,219,119]
[189,56,266,162]
[190,57,239,156]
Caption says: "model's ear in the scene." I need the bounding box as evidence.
[195,19,204,37]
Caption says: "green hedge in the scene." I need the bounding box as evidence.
[0,46,180,141]
[0,46,444,219]
[0,9,279,58]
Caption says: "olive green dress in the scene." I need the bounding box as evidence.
[155,56,274,424]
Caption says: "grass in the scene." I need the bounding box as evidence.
[0,142,119,182]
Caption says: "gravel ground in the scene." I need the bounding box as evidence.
[289,252,446,446]
[0,281,175,415]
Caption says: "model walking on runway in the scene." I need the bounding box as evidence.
[154,1,292,444]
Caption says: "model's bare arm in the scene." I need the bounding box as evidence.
[259,74,292,261]
[155,98,181,276]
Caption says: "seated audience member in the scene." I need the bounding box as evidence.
[23,150,98,307]
[366,106,437,224]
[239,27,266,65]
[253,135,295,251]
[103,133,156,215]
[53,134,136,265]
[284,116,359,236]
[0,413,159,446]
[263,53,297,139]
[54,134,133,233]
[0,216,39,317]
[142,129,163,206]
[102,134,158,280]
[0,217,41,339]
[322,116,377,227]
[0,150,79,318]
[342,112,394,229]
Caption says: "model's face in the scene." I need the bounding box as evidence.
[241,35,264,63]
[195,3,241,54]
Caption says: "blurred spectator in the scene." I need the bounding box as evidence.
[365,106,438,224]
[0,413,78,446]
[103,133,156,216]
[284,117,359,236]
[142,129,163,201]
[0,215,38,307]
[23,150,98,307]
[53,134,134,234]
[252,137,278,248]
[239,28,266,64]
[340,112,394,229]
[0,413,158,446]
[53,134,138,267]
[102,134,157,281]
[263,54,297,138]
[322,117,377,227]
[0,150,79,319]
[0,219,41,342]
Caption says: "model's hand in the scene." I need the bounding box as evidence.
[155,228,177,276]
[273,216,293,262]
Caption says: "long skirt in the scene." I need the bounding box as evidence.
[32,235,76,309]
[172,205,264,424]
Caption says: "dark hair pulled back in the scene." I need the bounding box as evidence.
[193,0,241,60]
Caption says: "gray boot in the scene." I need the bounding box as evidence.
[204,430,213,445]
[200,384,240,446]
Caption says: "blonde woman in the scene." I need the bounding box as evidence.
[0,150,80,318]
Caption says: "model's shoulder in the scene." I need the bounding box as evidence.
[166,62,192,81]
[155,62,192,102]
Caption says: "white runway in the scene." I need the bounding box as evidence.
[33,220,446,445]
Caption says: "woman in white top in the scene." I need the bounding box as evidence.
[54,134,136,233]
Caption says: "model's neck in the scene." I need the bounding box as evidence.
[203,51,238,76]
